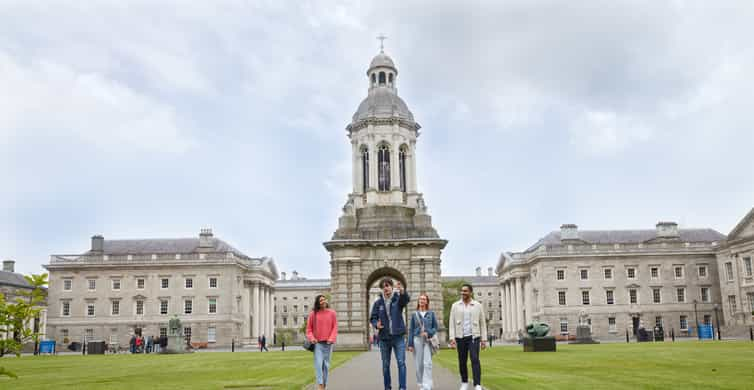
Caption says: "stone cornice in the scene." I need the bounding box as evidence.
[347,117,420,135]
[323,238,448,250]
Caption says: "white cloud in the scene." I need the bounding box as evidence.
[569,110,653,155]
[0,51,194,154]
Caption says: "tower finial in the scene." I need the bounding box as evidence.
[377,34,387,53]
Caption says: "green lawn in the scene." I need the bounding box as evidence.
[436,341,754,389]
[0,350,358,390]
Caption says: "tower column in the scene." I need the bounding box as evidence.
[242,283,251,339]
[506,281,512,336]
[269,292,275,341]
[390,138,401,191]
[369,140,377,192]
[515,277,523,331]
[352,141,360,193]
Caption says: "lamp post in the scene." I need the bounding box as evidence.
[693,299,700,340]
[714,304,721,340]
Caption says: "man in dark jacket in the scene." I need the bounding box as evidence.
[370,278,410,390]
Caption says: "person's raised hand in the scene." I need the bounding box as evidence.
[449,339,456,349]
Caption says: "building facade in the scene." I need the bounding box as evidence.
[716,208,754,331]
[497,222,726,341]
[1,260,48,350]
[273,271,330,343]
[323,47,447,350]
[44,230,277,349]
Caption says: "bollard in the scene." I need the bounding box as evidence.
[671,328,675,342]
[626,329,630,343]
[232,338,235,352]
[750,327,753,342]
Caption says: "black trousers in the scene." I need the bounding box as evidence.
[456,336,481,386]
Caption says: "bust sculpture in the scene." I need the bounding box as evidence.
[526,321,551,338]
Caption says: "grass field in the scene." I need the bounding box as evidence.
[0,350,359,390]
[435,341,754,389]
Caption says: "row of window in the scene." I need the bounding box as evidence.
[723,256,753,281]
[558,314,710,335]
[58,326,216,343]
[60,298,218,317]
[360,144,408,193]
[62,277,219,292]
[728,293,754,314]
[556,265,710,282]
[556,287,711,306]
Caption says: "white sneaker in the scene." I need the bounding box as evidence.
[460,383,469,390]
[474,386,483,390]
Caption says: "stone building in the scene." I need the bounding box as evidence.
[44,229,277,349]
[443,266,503,339]
[497,222,725,341]
[1,260,47,347]
[323,46,447,350]
[273,271,329,343]
[716,208,754,331]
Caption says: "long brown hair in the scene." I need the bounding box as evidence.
[416,293,430,310]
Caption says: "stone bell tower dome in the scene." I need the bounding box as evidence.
[324,42,447,350]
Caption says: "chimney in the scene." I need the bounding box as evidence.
[488,267,493,277]
[2,260,15,273]
[292,270,299,280]
[91,235,104,253]
[475,266,482,277]
[560,224,579,241]
[656,222,679,238]
[199,228,214,248]
[281,272,287,281]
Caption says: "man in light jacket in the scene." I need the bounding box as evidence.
[448,283,487,390]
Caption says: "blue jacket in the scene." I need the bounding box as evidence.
[408,310,438,348]
[370,291,410,340]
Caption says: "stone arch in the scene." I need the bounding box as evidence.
[364,266,409,346]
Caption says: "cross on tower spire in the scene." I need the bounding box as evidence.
[377,34,387,52]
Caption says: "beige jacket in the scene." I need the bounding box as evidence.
[448,299,488,341]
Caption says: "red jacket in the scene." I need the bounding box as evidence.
[306,309,338,344]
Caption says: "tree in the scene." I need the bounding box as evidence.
[441,279,468,331]
[0,273,48,378]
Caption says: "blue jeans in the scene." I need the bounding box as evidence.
[379,335,407,390]
[314,342,332,385]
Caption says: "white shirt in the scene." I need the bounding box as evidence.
[462,301,473,337]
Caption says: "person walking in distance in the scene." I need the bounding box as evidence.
[449,283,488,390]
[408,293,438,390]
[306,294,338,390]
[370,278,410,390]
[260,334,269,352]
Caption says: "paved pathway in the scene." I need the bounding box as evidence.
[320,349,461,390]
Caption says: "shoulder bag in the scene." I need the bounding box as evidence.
[303,311,317,352]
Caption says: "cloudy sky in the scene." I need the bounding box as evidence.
[2,1,752,278]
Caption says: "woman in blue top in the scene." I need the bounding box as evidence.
[408,293,438,390]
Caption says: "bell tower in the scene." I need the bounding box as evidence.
[324,43,447,350]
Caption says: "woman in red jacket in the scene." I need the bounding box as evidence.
[306,294,338,390]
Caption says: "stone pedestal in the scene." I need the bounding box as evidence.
[523,336,556,352]
[569,325,599,344]
[165,335,188,353]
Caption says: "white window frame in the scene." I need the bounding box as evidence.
[61,301,71,317]
[582,290,590,305]
[207,326,216,343]
[608,317,616,333]
[697,265,708,279]
[629,288,638,304]
[700,287,710,303]
[580,269,589,281]
[87,279,97,291]
[112,279,121,291]
[556,269,565,281]
[652,288,661,304]
[650,267,659,280]
[161,278,169,289]
[136,278,145,290]
[209,277,218,289]
[606,290,615,305]
[184,299,193,315]
[558,291,567,306]
[160,299,169,315]
[674,266,684,279]
[135,300,144,316]
[680,315,688,331]
[627,267,637,280]
[185,278,193,289]
[208,298,217,314]
[63,279,72,291]
[111,300,120,316]
[743,257,753,277]
[728,295,737,314]
[677,287,686,303]
[603,268,613,280]
[559,318,569,335]
[86,302,96,317]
